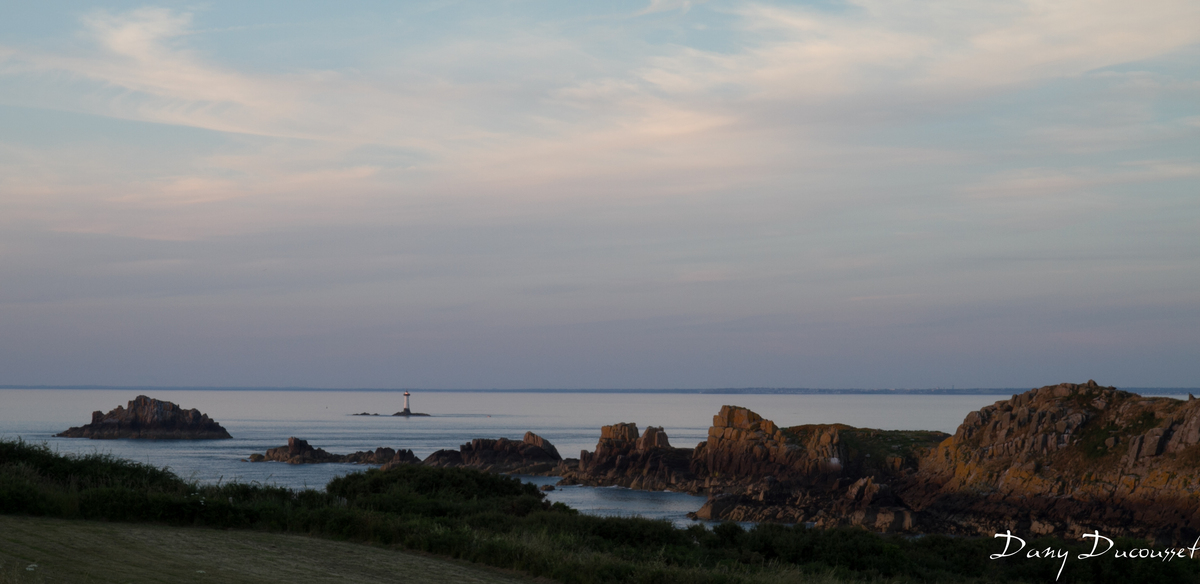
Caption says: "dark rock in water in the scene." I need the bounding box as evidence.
[539,484,555,491]
[422,432,563,474]
[56,396,232,440]
[249,437,420,466]
[392,408,430,417]
[351,412,380,416]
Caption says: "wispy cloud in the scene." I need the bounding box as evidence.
[968,160,1200,200]
[0,2,1197,387]
[3,1,1196,190]
[638,0,698,16]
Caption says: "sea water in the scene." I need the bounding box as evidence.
[0,389,1030,525]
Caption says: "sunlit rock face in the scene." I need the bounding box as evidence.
[904,381,1200,542]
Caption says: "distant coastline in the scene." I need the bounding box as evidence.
[2,385,1197,395]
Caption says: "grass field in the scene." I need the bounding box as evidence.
[0,515,537,584]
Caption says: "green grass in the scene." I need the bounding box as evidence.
[0,514,536,584]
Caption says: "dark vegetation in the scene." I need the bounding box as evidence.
[838,429,948,464]
[1075,410,1157,461]
[3,438,1198,584]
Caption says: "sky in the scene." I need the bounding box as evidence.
[0,1,1197,389]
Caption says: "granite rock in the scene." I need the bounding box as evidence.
[56,396,232,440]
[249,437,419,466]
[422,432,564,474]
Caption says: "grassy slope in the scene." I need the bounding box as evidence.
[0,514,536,584]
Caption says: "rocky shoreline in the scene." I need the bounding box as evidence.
[548,381,1200,545]
[234,380,1200,544]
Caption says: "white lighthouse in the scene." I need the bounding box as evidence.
[393,391,427,416]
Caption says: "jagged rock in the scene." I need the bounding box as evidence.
[902,380,1200,543]
[523,431,561,460]
[56,396,232,440]
[422,432,563,474]
[637,426,672,450]
[249,437,419,466]
[558,423,696,491]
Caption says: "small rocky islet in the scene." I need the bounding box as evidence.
[56,395,232,440]
[246,437,421,466]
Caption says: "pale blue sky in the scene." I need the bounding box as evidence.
[1,1,1198,388]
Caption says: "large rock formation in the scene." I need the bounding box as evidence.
[903,380,1200,543]
[248,437,420,466]
[57,396,232,440]
[423,432,563,474]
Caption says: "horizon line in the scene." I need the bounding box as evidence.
[2,385,1197,395]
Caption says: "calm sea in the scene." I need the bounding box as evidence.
[2,389,1174,525]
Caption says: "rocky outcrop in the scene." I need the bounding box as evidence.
[423,432,563,474]
[902,380,1200,543]
[57,396,232,440]
[248,437,420,466]
[558,424,695,491]
[685,406,942,528]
